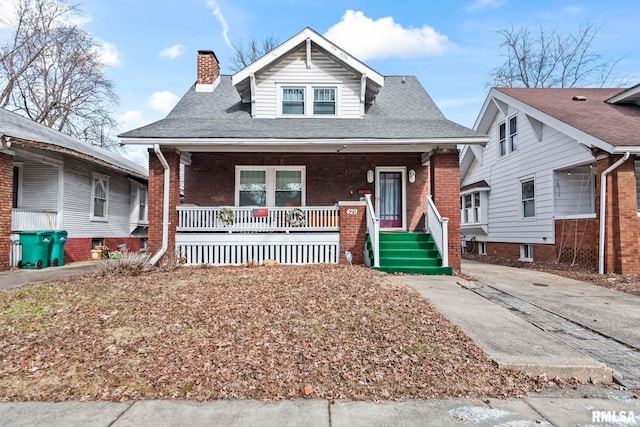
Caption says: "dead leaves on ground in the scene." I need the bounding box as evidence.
[0,264,545,401]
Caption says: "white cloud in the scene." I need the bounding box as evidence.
[206,0,233,50]
[563,6,584,14]
[324,11,452,61]
[120,145,149,168]
[159,44,186,59]
[149,91,179,114]
[118,110,144,131]
[0,0,91,29]
[466,0,506,12]
[97,41,121,67]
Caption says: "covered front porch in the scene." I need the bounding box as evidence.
[147,147,462,272]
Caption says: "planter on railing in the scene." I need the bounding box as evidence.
[177,205,340,232]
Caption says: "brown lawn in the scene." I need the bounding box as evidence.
[0,264,545,401]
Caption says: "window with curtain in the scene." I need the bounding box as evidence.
[275,170,302,206]
[313,88,335,115]
[282,88,305,115]
[239,170,267,206]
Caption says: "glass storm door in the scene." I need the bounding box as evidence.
[379,171,403,228]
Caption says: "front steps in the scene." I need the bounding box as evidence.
[367,232,452,275]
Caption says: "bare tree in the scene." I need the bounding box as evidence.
[488,22,621,88]
[229,35,279,72]
[0,0,119,148]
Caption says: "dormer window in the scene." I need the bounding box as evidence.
[314,88,335,114]
[282,88,305,115]
[278,84,338,117]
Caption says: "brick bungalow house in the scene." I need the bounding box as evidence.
[119,28,487,274]
[461,86,640,274]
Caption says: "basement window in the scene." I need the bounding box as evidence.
[519,244,533,262]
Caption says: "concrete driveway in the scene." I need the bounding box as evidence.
[0,261,96,291]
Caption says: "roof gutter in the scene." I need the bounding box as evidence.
[598,151,630,274]
[149,144,170,266]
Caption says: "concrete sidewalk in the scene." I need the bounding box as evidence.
[462,260,640,350]
[1,397,639,426]
[0,261,96,291]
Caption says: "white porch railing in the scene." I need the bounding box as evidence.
[177,205,339,232]
[364,194,380,268]
[425,195,449,268]
[176,233,339,265]
[11,209,57,231]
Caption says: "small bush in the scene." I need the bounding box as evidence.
[93,252,155,277]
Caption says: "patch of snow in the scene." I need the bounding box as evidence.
[448,406,512,423]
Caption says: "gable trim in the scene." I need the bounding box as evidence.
[231,28,384,88]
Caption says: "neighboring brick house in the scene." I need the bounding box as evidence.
[461,86,640,274]
[119,27,487,274]
[0,108,148,270]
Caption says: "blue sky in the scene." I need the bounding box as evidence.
[4,0,640,165]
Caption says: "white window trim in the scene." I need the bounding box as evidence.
[235,166,306,207]
[519,175,536,220]
[519,244,533,262]
[91,172,110,221]
[478,242,487,255]
[276,83,340,117]
[375,166,407,231]
[138,186,148,224]
[498,113,518,158]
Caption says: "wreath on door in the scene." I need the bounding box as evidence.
[218,207,235,226]
[287,208,306,227]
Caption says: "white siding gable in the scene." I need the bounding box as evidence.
[254,45,361,118]
[463,100,595,244]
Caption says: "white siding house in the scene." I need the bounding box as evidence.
[462,87,640,273]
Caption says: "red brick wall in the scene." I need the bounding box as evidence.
[148,148,181,265]
[429,150,461,271]
[64,237,142,262]
[0,152,12,271]
[596,155,640,274]
[184,152,429,231]
[555,218,598,269]
[486,242,554,263]
[338,202,367,265]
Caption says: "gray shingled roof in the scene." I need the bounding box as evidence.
[0,108,147,179]
[120,75,481,140]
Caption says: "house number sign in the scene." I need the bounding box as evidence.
[346,208,358,215]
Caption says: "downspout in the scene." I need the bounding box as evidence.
[149,144,170,266]
[598,151,630,274]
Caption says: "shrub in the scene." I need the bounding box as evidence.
[93,252,155,277]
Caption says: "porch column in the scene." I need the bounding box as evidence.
[429,149,461,271]
[597,155,640,274]
[148,147,181,266]
[338,201,367,265]
[0,152,12,271]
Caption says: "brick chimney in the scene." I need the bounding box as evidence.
[196,50,219,92]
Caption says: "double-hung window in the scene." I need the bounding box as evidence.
[92,173,109,220]
[138,187,148,222]
[237,166,305,207]
[461,191,482,224]
[521,178,535,218]
[282,88,305,115]
[498,113,518,157]
[279,85,337,116]
[313,88,335,114]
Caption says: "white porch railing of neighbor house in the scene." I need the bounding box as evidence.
[364,194,380,268]
[177,205,340,232]
[9,234,21,268]
[11,209,57,231]
[425,195,449,268]
[176,233,340,265]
